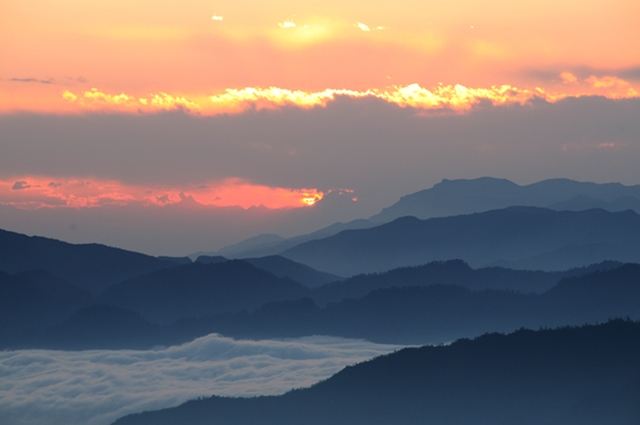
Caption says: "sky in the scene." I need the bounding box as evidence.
[0,334,400,425]
[1,0,640,255]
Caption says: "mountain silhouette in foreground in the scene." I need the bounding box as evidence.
[112,319,640,425]
[0,269,93,340]
[0,228,177,295]
[370,177,640,223]
[283,207,640,276]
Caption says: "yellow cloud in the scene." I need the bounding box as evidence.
[586,75,630,88]
[356,22,371,32]
[560,72,578,84]
[63,88,200,112]
[61,82,640,116]
[278,20,296,29]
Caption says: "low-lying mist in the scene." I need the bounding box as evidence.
[0,333,400,425]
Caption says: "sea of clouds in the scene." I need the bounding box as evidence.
[0,333,401,425]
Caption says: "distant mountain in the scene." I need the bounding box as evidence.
[243,256,343,288]
[282,207,640,276]
[112,319,640,425]
[310,259,621,305]
[157,256,193,265]
[212,219,376,259]
[194,255,227,264]
[213,233,285,257]
[0,228,177,295]
[8,262,639,350]
[194,255,342,287]
[370,177,640,223]
[157,263,640,345]
[16,304,162,350]
[0,269,93,340]
[97,260,311,323]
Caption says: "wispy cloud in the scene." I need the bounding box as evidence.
[9,78,54,85]
[0,334,401,425]
[355,22,371,32]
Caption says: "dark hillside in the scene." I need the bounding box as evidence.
[97,260,311,323]
[0,228,176,295]
[112,320,640,425]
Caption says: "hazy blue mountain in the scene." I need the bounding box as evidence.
[370,177,640,223]
[97,260,311,323]
[0,269,94,340]
[7,263,639,349]
[194,255,228,264]
[112,319,640,425]
[17,305,162,350]
[213,233,285,257]
[282,207,640,276]
[212,219,376,259]
[311,259,621,305]
[154,263,640,345]
[157,256,193,265]
[195,254,342,287]
[243,255,343,288]
[0,228,177,295]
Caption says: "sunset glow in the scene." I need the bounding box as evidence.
[2,0,638,114]
[1,0,639,256]
[0,177,325,210]
[51,80,639,115]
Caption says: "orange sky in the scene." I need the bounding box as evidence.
[2,0,639,114]
[0,176,324,210]
[1,0,640,247]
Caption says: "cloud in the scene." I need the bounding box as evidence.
[58,81,640,116]
[356,22,371,32]
[0,177,325,210]
[63,88,201,112]
[0,334,400,425]
[8,78,53,85]
[211,15,223,21]
[560,72,578,85]
[278,20,296,29]
[585,75,630,88]
[2,96,640,255]
[11,181,32,190]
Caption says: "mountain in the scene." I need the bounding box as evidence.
[212,219,376,259]
[16,304,162,350]
[155,263,640,345]
[212,233,285,257]
[310,259,621,305]
[112,319,640,425]
[370,177,640,223]
[7,262,639,350]
[0,228,177,295]
[0,269,94,341]
[194,254,342,287]
[97,260,311,323]
[282,207,640,276]
[243,255,343,287]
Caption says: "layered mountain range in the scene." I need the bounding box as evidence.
[3,176,640,425]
